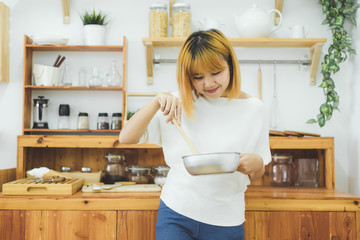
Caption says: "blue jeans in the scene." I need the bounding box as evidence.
[156,200,245,240]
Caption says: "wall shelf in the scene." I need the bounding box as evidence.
[142,37,326,85]
[24,85,123,91]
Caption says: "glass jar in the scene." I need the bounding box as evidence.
[111,112,122,130]
[106,60,122,87]
[295,158,319,187]
[97,113,109,130]
[77,112,89,130]
[268,154,295,187]
[172,2,191,37]
[128,165,151,184]
[152,165,170,186]
[149,3,168,37]
[58,104,70,129]
[88,67,103,87]
[102,153,128,184]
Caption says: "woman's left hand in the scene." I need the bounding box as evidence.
[237,153,263,175]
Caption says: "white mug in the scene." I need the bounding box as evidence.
[198,18,226,31]
[289,25,308,38]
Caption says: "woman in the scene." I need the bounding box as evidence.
[120,29,271,240]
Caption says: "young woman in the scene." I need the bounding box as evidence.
[120,29,271,240]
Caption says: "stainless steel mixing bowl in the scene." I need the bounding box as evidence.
[182,152,241,175]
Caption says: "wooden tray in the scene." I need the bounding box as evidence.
[82,184,161,193]
[2,178,84,196]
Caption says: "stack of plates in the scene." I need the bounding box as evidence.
[32,34,69,45]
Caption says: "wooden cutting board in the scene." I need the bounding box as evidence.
[2,178,84,196]
[81,184,161,193]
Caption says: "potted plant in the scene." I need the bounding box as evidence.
[80,9,109,45]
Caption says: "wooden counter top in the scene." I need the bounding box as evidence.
[0,187,359,211]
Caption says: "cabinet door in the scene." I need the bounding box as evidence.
[244,211,356,240]
[117,210,158,240]
[25,210,117,240]
[0,210,25,240]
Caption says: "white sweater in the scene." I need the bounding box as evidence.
[142,93,271,226]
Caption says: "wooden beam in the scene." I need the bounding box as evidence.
[61,0,70,24]
[0,2,9,82]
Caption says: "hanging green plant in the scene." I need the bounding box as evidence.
[307,0,359,127]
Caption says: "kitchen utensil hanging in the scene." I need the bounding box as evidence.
[257,61,262,100]
[270,61,279,129]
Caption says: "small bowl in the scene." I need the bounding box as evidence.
[182,152,240,175]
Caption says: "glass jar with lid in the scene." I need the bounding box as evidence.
[102,153,128,184]
[268,154,295,187]
[127,165,151,184]
[152,165,170,186]
[111,112,122,130]
[149,3,168,37]
[172,2,191,37]
[97,113,109,130]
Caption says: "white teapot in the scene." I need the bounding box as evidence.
[233,4,283,38]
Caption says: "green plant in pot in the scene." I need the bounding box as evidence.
[80,9,109,45]
[308,1,359,127]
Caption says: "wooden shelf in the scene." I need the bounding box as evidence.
[142,37,326,85]
[25,85,123,91]
[22,35,128,135]
[25,44,124,52]
[23,129,121,133]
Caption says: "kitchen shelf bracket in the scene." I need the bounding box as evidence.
[275,0,284,25]
[0,2,9,82]
[145,42,154,85]
[61,0,70,24]
[309,43,324,85]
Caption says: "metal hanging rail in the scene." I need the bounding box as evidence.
[153,59,311,65]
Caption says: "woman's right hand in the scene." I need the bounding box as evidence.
[156,93,182,124]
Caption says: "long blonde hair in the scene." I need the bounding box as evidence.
[177,29,241,119]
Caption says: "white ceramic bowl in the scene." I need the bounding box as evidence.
[182,152,240,175]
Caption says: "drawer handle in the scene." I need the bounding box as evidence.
[27,187,47,193]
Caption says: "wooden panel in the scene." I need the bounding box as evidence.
[0,168,16,191]
[0,210,25,240]
[24,211,42,239]
[118,210,157,240]
[245,211,356,240]
[26,211,117,240]
[0,2,9,83]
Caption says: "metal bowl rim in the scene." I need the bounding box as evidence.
[182,152,241,159]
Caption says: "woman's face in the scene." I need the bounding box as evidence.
[191,59,230,99]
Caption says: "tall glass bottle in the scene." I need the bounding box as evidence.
[106,60,122,87]
[62,63,72,86]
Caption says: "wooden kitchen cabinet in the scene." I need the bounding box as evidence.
[244,211,356,239]
[22,35,128,135]
[0,209,157,240]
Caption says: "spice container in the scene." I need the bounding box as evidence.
[58,104,70,129]
[81,167,92,173]
[97,113,109,130]
[172,2,191,37]
[152,165,170,186]
[128,165,151,184]
[111,112,122,130]
[268,154,295,187]
[61,166,71,172]
[77,112,89,130]
[149,3,168,37]
[102,153,128,184]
